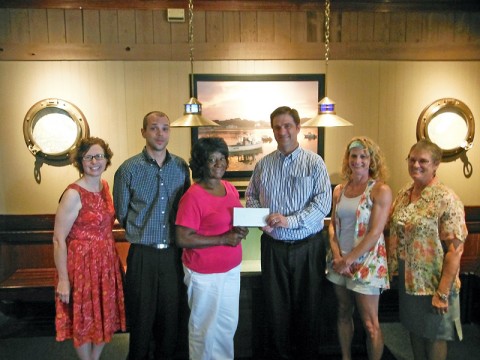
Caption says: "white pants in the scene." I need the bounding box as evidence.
[183,264,241,360]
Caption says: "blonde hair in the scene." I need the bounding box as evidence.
[341,136,388,181]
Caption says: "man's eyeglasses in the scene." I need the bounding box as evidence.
[83,154,106,161]
[406,157,430,166]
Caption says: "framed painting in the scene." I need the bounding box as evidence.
[191,74,325,179]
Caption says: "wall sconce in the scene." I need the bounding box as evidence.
[417,98,475,161]
[23,98,89,183]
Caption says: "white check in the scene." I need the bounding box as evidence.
[233,208,270,227]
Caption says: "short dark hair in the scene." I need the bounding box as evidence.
[143,111,169,129]
[270,106,301,127]
[71,137,113,174]
[189,137,229,181]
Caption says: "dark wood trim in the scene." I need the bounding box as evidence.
[0,214,126,244]
[1,42,480,61]
[1,1,479,12]
[465,206,480,233]
[1,209,479,331]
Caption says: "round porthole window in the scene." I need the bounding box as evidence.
[23,98,89,166]
[417,98,474,160]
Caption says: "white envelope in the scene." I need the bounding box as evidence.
[233,207,270,227]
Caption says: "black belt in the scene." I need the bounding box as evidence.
[263,232,320,245]
[133,243,171,250]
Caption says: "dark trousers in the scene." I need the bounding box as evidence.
[125,244,182,360]
[261,232,326,360]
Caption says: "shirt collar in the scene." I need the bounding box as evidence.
[276,146,302,160]
[141,147,171,165]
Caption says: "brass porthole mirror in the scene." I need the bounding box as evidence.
[417,98,475,161]
[23,98,89,182]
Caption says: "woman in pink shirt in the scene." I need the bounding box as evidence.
[175,137,249,360]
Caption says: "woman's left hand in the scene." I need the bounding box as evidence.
[332,257,353,277]
[432,292,449,315]
[432,238,464,316]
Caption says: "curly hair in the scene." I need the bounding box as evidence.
[408,139,443,164]
[341,136,388,181]
[70,137,113,174]
[189,137,229,181]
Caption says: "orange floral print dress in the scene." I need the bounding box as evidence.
[55,180,126,348]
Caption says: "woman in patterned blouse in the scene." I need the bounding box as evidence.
[327,137,392,360]
[389,139,467,360]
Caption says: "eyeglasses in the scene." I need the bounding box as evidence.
[83,154,106,161]
[406,157,430,166]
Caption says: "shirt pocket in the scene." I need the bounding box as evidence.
[291,175,312,188]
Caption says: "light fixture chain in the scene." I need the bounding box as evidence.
[171,0,219,126]
[324,0,330,64]
[188,0,194,95]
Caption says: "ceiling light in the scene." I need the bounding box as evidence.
[303,0,353,128]
[170,0,218,127]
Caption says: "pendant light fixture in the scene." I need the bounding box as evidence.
[303,0,353,128]
[170,0,218,127]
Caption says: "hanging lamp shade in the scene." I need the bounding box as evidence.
[170,0,218,127]
[170,97,218,127]
[303,0,352,128]
[302,97,352,127]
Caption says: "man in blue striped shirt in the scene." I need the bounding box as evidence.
[246,106,332,359]
[113,111,191,360]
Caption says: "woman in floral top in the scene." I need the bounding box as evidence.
[327,137,392,360]
[389,139,467,360]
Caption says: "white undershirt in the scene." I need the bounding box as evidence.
[336,193,362,255]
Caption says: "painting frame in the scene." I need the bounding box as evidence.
[191,74,325,179]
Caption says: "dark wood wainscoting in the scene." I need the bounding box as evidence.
[0,214,129,301]
[1,207,479,356]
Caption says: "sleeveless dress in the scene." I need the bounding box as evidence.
[326,179,389,289]
[55,180,126,348]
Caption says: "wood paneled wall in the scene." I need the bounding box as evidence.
[1,5,479,60]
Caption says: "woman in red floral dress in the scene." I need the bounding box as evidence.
[53,137,126,360]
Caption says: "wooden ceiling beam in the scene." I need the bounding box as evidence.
[1,1,479,12]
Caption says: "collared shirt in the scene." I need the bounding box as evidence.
[246,146,331,241]
[389,180,467,295]
[113,147,191,246]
